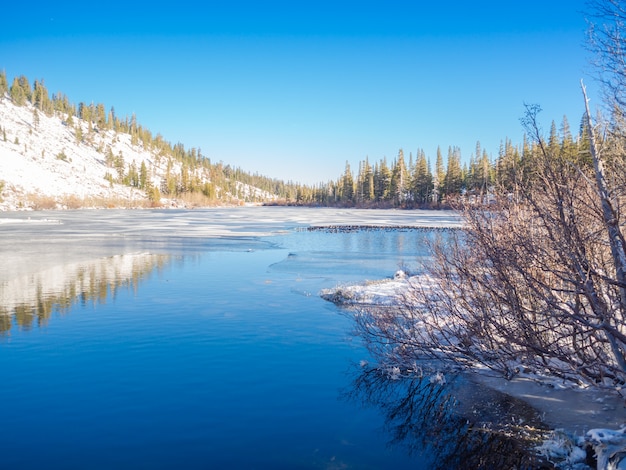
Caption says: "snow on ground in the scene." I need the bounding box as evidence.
[320,269,418,305]
[0,97,148,210]
[322,271,626,469]
[0,96,277,210]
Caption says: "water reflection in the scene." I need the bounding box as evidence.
[0,253,170,333]
[345,366,554,469]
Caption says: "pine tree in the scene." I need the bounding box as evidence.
[0,70,8,96]
[32,108,40,129]
[75,123,83,144]
[434,146,445,203]
[17,76,32,102]
[411,149,433,204]
[479,150,492,194]
[374,158,392,202]
[9,77,26,105]
[444,146,463,198]
[115,152,125,182]
[560,115,578,162]
[495,138,520,191]
[127,162,139,187]
[107,109,114,131]
[548,120,560,155]
[96,103,106,129]
[32,80,52,115]
[341,161,354,203]
[139,161,148,189]
[148,186,161,205]
[390,149,408,206]
[362,157,374,202]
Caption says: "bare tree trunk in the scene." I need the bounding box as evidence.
[582,80,626,373]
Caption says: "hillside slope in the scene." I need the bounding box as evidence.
[0,96,276,211]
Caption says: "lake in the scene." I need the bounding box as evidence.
[0,207,558,469]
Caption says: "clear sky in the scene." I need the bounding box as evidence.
[1,1,599,185]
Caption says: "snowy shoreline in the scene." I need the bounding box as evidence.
[321,271,626,469]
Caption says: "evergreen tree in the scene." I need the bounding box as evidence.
[9,77,26,105]
[411,149,433,204]
[0,70,8,96]
[17,76,32,102]
[148,186,161,205]
[127,162,139,187]
[52,92,71,114]
[374,158,392,202]
[466,141,492,196]
[478,150,492,194]
[96,103,107,129]
[578,112,592,162]
[548,120,560,155]
[434,146,445,203]
[114,152,125,182]
[495,138,521,191]
[32,108,40,129]
[341,161,354,203]
[75,123,83,144]
[139,161,148,190]
[32,80,52,115]
[443,146,463,198]
[390,149,408,206]
[361,157,374,203]
[107,109,114,131]
[560,115,578,162]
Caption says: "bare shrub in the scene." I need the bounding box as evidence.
[176,191,220,208]
[353,102,626,390]
[61,194,84,209]
[26,194,58,210]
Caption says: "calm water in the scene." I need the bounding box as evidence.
[0,208,545,469]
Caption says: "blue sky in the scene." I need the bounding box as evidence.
[1,1,598,184]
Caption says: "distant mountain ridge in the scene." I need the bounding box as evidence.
[0,89,283,211]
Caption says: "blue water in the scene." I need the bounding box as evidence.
[0,208,548,469]
[0,209,443,469]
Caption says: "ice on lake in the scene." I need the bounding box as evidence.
[2,206,620,469]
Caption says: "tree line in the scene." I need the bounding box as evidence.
[281,115,591,208]
[0,70,592,209]
[349,0,626,402]
[0,72,302,205]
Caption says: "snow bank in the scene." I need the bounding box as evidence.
[322,271,626,469]
[320,269,417,305]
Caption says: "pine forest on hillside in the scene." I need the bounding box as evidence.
[0,70,592,209]
[0,71,294,208]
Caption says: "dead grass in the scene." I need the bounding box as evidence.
[26,194,58,210]
[17,191,233,210]
[175,192,220,208]
[22,193,154,210]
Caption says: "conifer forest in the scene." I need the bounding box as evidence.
[0,68,595,209]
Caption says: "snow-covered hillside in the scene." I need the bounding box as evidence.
[0,96,276,211]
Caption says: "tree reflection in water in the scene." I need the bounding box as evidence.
[345,366,556,469]
[0,253,171,333]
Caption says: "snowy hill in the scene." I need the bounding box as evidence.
[0,95,276,211]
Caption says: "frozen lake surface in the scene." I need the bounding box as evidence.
[0,207,608,469]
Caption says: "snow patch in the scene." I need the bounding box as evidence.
[0,96,277,210]
[323,271,626,469]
